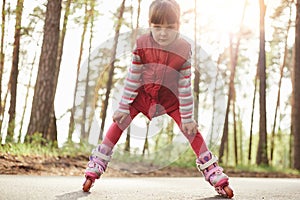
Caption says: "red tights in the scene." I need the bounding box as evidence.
[102,107,208,157]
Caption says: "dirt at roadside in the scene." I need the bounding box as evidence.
[0,153,199,177]
[1,153,299,178]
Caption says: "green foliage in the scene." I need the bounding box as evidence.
[232,164,300,176]
[0,133,54,156]
[5,120,16,143]
[59,140,94,156]
[110,141,195,170]
[1,130,297,177]
[169,146,300,177]
[170,148,196,168]
[0,133,93,158]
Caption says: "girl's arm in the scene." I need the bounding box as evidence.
[178,57,194,124]
[118,48,143,114]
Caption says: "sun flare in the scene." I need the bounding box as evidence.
[179,0,260,35]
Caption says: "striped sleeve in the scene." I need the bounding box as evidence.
[118,49,143,113]
[178,57,194,123]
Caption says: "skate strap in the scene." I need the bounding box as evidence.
[203,166,223,181]
[92,149,111,162]
[197,155,218,171]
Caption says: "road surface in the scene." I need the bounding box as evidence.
[0,175,299,200]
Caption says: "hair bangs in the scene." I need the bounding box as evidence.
[149,1,180,24]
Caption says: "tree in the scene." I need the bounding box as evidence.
[256,0,268,165]
[26,0,62,142]
[293,0,300,170]
[19,52,37,143]
[270,0,293,163]
[209,55,221,149]
[219,0,248,164]
[142,119,150,156]
[98,0,126,141]
[124,0,142,151]
[81,0,96,140]
[248,66,258,164]
[219,34,239,164]
[47,0,72,142]
[0,0,6,140]
[6,0,24,142]
[68,0,90,142]
[193,0,200,122]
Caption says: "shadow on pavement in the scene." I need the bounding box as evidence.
[55,190,90,200]
[197,195,232,200]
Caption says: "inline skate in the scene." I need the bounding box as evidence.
[196,151,234,198]
[82,144,112,192]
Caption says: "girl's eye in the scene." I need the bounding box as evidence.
[153,26,162,29]
[167,25,176,29]
[151,23,177,31]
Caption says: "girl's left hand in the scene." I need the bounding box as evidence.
[113,111,129,124]
[182,121,198,135]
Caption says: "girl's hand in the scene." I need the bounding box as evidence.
[182,121,198,135]
[113,111,129,124]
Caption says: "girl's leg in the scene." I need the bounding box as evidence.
[102,106,140,148]
[168,109,234,198]
[168,109,208,157]
[83,106,140,192]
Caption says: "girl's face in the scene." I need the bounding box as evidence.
[150,22,179,46]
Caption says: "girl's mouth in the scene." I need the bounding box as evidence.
[159,39,168,42]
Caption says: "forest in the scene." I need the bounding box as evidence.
[0,0,300,173]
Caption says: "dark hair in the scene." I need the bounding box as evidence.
[149,0,180,24]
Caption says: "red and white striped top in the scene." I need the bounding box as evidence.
[118,34,194,124]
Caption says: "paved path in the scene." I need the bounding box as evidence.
[0,175,299,200]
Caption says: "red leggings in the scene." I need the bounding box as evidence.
[102,107,208,157]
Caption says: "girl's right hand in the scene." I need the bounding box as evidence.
[113,111,129,124]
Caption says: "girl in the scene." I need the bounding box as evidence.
[83,0,234,198]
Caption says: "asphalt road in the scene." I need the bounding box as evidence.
[0,176,299,200]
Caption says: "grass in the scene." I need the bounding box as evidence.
[1,133,299,177]
[0,134,93,158]
[232,164,300,176]
[168,148,300,177]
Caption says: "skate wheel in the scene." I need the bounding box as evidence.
[82,179,93,192]
[223,185,234,198]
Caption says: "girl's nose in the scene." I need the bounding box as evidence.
[160,28,167,35]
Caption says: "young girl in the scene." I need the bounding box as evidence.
[83,0,234,198]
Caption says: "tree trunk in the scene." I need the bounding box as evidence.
[98,0,126,141]
[68,0,90,142]
[124,126,131,152]
[293,0,300,170]
[47,0,72,143]
[47,0,72,144]
[6,0,24,143]
[256,0,268,166]
[209,56,221,148]
[142,119,150,156]
[238,107,243,165]
[219,0,247,163]
[18,52,37,142]
[193,0,200,122]
[219,34,237,164]
[26,0,62,141]
[233,90,238,165]
[270,4,292,163]
[0,0,6,136]
[81,0,96,141]
[248,66,258,164]
[124,0,142,151]
[219,90,230,164]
